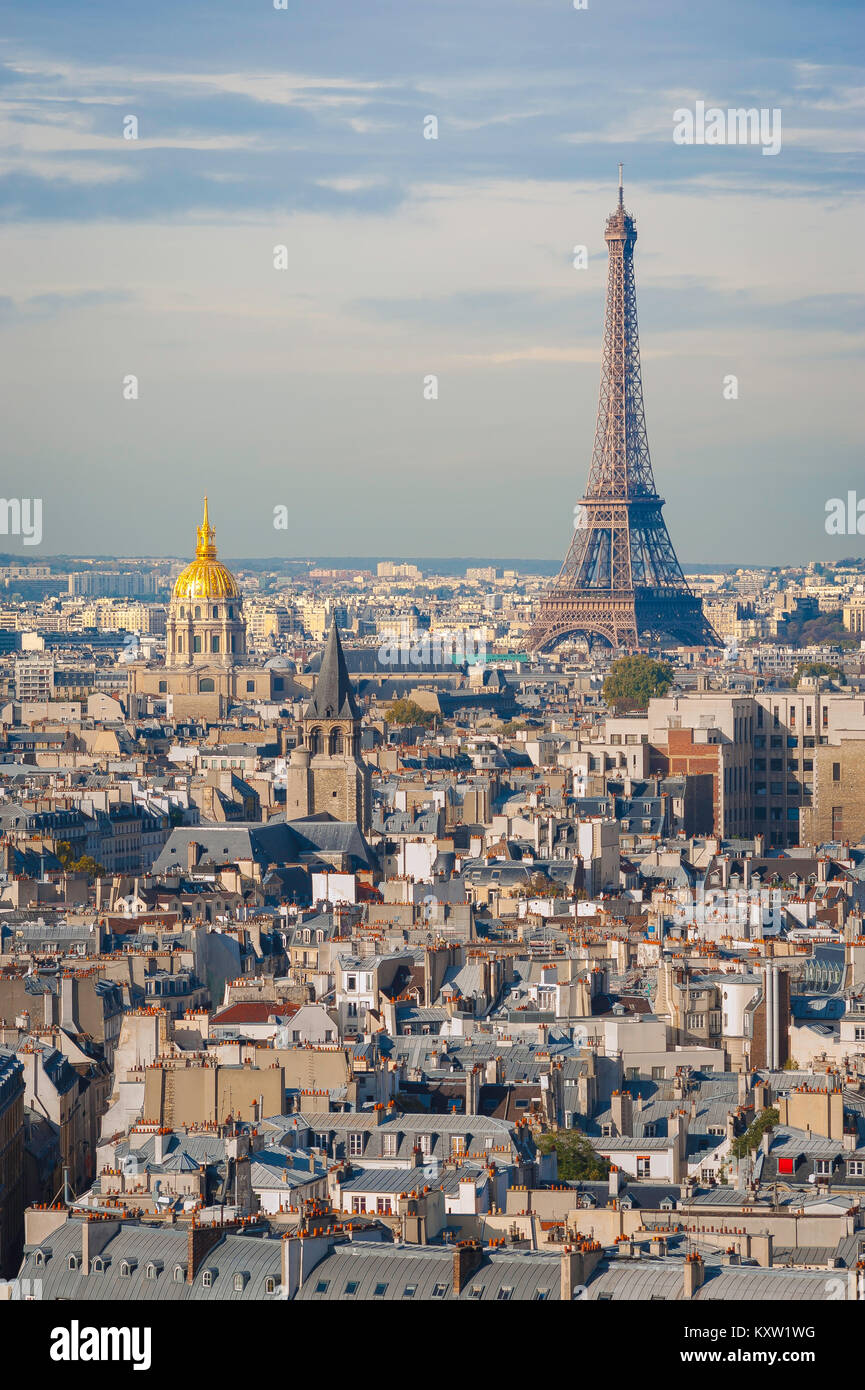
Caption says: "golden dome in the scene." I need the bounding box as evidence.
[172,497,240,601]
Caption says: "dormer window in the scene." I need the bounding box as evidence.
[202,1269,213,1288]
[67,1255,79,1271]
[92,1256,105,1273]
[174,1265,185,1283]
[119,1261,133,1278]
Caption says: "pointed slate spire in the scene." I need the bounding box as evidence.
[305,620,361,721]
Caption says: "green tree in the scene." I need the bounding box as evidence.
[537,1130,610,1181]
[384,697,436,728]
[499,719,526,737]
[56,841,75,870]
[527,872,558,896]
[792,661,841,687]
[603,654,673,710]
[56,841,105,880]
[72,854,106,880]
[731,1106,779,1160]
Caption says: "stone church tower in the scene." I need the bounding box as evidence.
[285,622,372,831]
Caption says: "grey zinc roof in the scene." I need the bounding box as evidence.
[18,1220,284,1301]
[295,1243,563,1301]
[585,1259,846,1300]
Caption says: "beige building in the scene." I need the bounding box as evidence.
[843,595,865,635]
[801,739,865,845]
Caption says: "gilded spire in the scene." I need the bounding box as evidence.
[196,495,216,559]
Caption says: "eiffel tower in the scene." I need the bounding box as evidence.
[526,169,719,653]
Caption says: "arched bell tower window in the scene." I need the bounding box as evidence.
[309,727,322,756]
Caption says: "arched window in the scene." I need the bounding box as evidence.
[211,635,220,653]
[179,606,184,618]
[212,606,218,619]
[174,1265,185,1283]
[194,605,201,619]
[265,1277,276,1295]
[309,727,322,756]
[329,729,342,756]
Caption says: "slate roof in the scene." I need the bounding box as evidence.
[294,1243,563,1302]
[305,622,361,721]
[584,1259,844,1300]
[152,817,375,874]
[18,1219,284,1301]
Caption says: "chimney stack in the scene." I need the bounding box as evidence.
[452,1240,483,1296]
[610,1090,634,1138]
[683,1252,704,1298]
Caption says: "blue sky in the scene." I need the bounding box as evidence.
[0,0,861,563]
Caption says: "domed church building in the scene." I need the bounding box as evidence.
[165,497,247,668]
[126,498,287,718]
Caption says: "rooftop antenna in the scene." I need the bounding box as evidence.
[618,163,624,209]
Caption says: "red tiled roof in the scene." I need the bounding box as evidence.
[210,1001,299,1025]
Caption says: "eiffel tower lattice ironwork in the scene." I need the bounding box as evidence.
[526,169,719,653]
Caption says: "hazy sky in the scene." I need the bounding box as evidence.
[0,0,861,564]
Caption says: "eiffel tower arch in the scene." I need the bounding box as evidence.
[526,169,719,654]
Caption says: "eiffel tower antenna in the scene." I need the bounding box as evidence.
[525,172,719,653]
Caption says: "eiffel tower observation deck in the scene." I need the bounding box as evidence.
[526,169,719,653]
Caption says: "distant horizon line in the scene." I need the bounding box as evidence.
[1,553,861,572]
[0,554,847,574]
